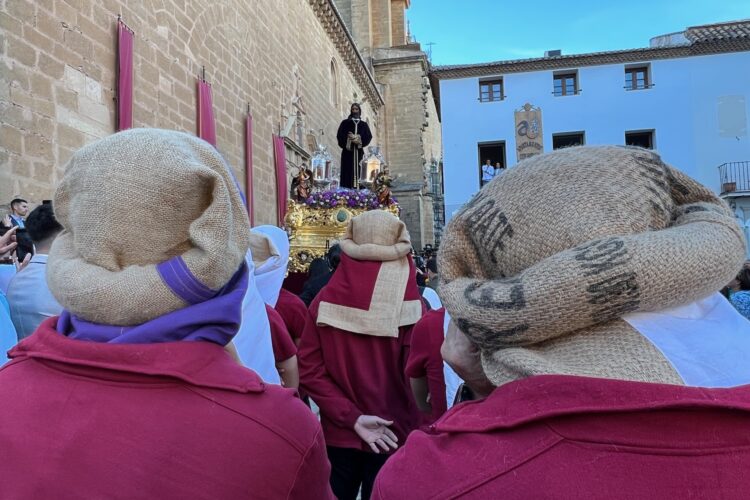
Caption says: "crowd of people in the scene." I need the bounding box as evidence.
[1,128,750,498]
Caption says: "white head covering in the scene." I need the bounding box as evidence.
[421,287,442,310]
[250,225,290,307]
[442,310,464,409]
[624,293,750,388]
[233,247,280,384]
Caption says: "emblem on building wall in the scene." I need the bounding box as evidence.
[515,103,544,161]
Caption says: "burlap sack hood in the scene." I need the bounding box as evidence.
[339,209,412,261]
[48,128,251,325]
[439,146,746,387]
[318,210,422,337]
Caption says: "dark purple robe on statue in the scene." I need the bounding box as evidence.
[336,116,372,188]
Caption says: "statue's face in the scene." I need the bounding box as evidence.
[351,105,361,116]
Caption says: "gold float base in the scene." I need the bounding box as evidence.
[285,200,399,273]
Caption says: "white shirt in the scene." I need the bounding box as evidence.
[7,254,62,340]
[481,164,495,181]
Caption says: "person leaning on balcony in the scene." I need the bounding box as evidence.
[373,146,750,499]
[0,129,334,499]
[480,159,495,186]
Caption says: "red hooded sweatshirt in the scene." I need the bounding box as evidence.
[373,375,750,499]
[0,318,334,499]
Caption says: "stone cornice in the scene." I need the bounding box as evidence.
[372,47,429,71]
[309,0,384,108]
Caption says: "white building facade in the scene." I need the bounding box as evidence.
[431,20,750,232]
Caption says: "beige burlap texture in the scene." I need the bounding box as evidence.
[338,209,412,262]
[318,210,422,337]
[438,146,746,387]
[48,128,251,325]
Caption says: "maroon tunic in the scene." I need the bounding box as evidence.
[405,308,447,424]
[266,304,297,362]
[374,375,750,499]
[275,288,308,343]
[298,297,422,452]
[0,318,333,499]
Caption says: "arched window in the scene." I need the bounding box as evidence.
[330,59,339,106]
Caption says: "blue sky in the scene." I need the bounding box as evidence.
[407,0,749,66]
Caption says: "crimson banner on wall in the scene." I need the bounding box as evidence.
[245,113,254,225]
[273,135,288,226]
[197,80,217,146]
[116,20,134,131]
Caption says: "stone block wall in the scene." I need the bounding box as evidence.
[0,0,380,224]
[390,0,406,47]
[369,0,391,49]
[373,50,442,248]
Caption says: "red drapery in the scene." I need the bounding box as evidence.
[273,135,288,226]
[196,79,217,146]
[245,113,254,225]
[116,21,134,131]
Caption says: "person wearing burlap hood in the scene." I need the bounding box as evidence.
[298,210,423,500]
[374,146,750,499]
[0,129,333,499]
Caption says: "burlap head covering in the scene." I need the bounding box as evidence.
[317,210,422,337]
[339,210,411,261]
[439,146,746,387]
[48,128,251,325]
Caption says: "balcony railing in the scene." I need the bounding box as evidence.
[718,161,750,194]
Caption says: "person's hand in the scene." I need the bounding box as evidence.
[14,252,31,272]
[347,132,355,139]
[2,215,11,228]
[354,415,398,454]
[0,226,18,258]
[441,320,495,399]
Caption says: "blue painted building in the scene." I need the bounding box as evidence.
[430,20,750,233]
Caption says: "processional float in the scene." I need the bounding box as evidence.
[285,145,399,273]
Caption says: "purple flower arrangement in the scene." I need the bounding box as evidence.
[304,189,399,211]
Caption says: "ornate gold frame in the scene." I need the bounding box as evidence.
[285,200,399,273]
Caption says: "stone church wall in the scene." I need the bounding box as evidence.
[1,0,381,224]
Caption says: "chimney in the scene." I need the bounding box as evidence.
[544,49,562,57]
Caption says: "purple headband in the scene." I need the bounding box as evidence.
[58,260,249,345]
